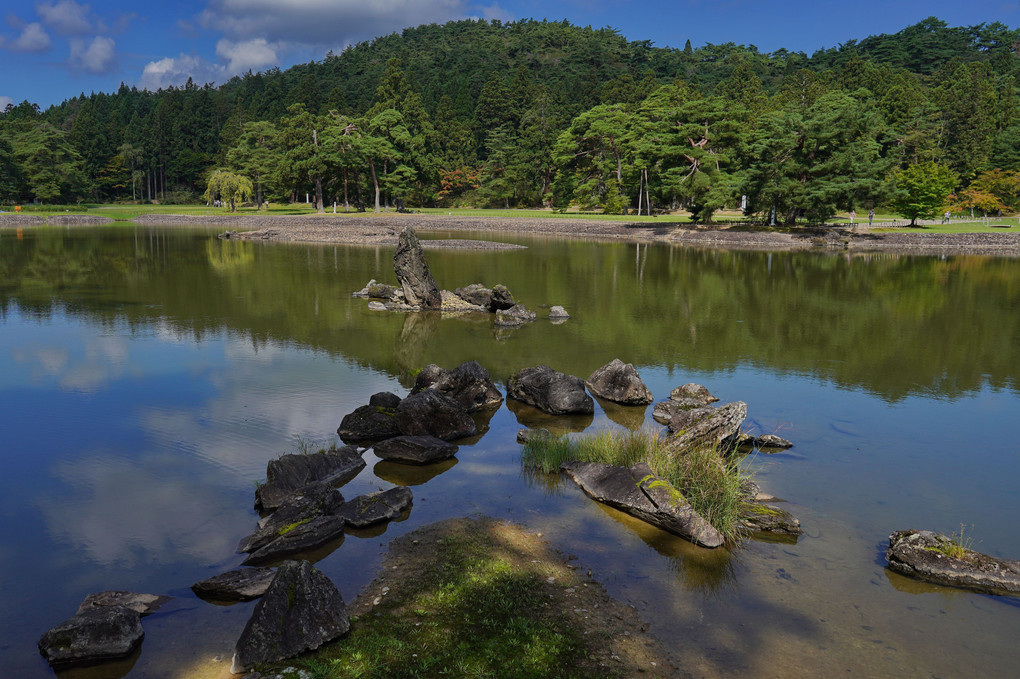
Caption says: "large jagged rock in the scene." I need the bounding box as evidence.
[507,365,594,415]
[665,401,747,453]
[887,529,1020,596]
[394,389,478,440]
[585,359,653,406]
[191,568,276,602]
[337,486,414,528]
[561,461,724,548]
[373,435,458,465]
[410,360,503,412]
[38,605,144,668]
[393,227,441,309]
[75,591,170,617]
[240,484,347,554]
[494,303,537,327]
[231,560,350,674]
[336,392,402,444]
[255,446,365,511]
[488,284,516,311]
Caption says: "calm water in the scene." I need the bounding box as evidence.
[1,225,1017,679]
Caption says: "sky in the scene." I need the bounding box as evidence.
[0,0,1016,111]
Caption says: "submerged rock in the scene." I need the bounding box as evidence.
[410,360,503,412]
[75,591,171,617]
[39,606,144,668]
[739,502,802,536]
[393,227,441,309]
[516,427,556,444]
[373,435,458,465]
[886,529,1020,596]
[586,358,653,406]
[507,365,594,416]
[191,568,276,602]
[255,446,365,512]
[231,560,350,674]
[561,461,724,548]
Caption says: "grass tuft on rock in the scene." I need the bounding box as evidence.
[521,429,750,541]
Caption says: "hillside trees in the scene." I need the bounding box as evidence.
[227,121,278,207]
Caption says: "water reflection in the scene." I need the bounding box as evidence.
[374,458,459,486]
[594,397,648,430]
[505,399,594,435]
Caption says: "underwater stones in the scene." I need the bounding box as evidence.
[886,529,1020,596]
[739,502,803,536]
[507,365,594,416]
[585,358,653,406]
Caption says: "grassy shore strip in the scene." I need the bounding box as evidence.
[521,430,748,542]
[270,516,683,679]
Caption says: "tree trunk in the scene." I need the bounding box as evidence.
[314,176,324,213]
[369,159,381,212]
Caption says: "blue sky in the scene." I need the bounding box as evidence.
[1,0,1016,111]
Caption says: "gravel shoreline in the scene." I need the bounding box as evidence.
[5,212,1019,256]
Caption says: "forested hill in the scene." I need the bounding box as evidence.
[1,16,1018,222]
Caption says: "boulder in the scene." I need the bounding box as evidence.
[393,227,441,309]
[666,401,747,453]
[191,568,276,602]
[366,282,398,299]
[507,365,594,415]
[394,389,478,440]
[370,391,401,409]
[336,397,401,444]
[886,529,1020,596]
[669,383,720,408]
[39,605,144,668]
[75,591,171,617]
[585,359,653,406]
[231,560,350,674]
[411,360,503,412]
[739,502,802,536]
[548,305,570,319]
[373,435,458,465]
[240,485,346,554]
[255,446,365,512]
[561,461,724,548]
[494,303,537,327]
[242,515,347,566]
[488,284,516,311]
[454,283,493,307]
[337,486,414,528]
[441,289,486,312]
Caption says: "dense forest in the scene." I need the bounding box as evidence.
[1,16,1019,223]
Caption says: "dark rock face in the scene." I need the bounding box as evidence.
[373,435,458,465]
[242,514,348,566]
[454,283,493,307]
[561,461,724,548]
[369,391,402,409]
[255,447,365,511]
[239,484,346,554]
[337,486,414,528]
[669,383,719,408]
[585,359,653,406]
[337,402,401,444]
[393,227,441,309]
[507,365,594,415]
[411,361,503,412]
[231,560,350,674]
[494,303,537,327]
[39,606,144,667]
[394,389,478,440]
[887,529,1020,596]
[191,568,276,602]
[739,502,802,536]
[666,401,747,453]
[75,591,171,617]
[488,284,516,311]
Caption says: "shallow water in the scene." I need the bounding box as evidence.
[1,225,1017,678]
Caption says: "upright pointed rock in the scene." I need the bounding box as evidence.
[393,227,441,309]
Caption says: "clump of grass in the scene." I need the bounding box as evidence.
[929,525,975,560]
[293,435,343,456]
[522,429,750,541]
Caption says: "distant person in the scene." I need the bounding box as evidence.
[849,209,856,227]
[942,211,950,224]
[868,209,874,226]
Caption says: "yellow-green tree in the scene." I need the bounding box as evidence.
[203,170,253,212]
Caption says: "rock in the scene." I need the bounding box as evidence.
[665,401,747,453]
[669,383,719,408]
[454,283,492,307]
[337,398,401,445]
[394,389,478,440]
[352,279,376,297]
[75,591,170,617]
[739,502,802,536]
[441,289,486,312]
[507,365,594,415]
[393,227,441,309]
[753,434,793,449]
[548,305,570,319]
[585,359,653,406]
[516,427,556,444]
[561,461,724,548]
[367,301,387,311]
[242,515,347,566]
[337,486,414,528]
[494,303,537,327]
[255,446,366,512]
[886,529,1020,596]
[39,605,144,667]
[240,484,347,554]
[231,560,350,674]
[369,391,401,409]
[191,568,276,602]
[366,282,398,299]
[373,435,458,465]
[489,284,516,311]
[411,360,503,412]
[652,400,685,425]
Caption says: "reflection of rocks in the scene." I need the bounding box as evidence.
[255,446,365,511]
[374,458,458,486]
[665,401,747,453]
[506,399,594,435]
[75,591,171,617]
[507,365,594,415]
[337,487,414,528]
[393,227,441,309]
[562,461,724,548]
[191,567,276,602]
[231,560,350,674]
[410,360,503,412]
[394,390,478,441]
[596,398,649,431]
[39,606,144,668]
[586,359,653,406]
[886,529,1020,596]
[373,435,458,465]
[494,303,537,327]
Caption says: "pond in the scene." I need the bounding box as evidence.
[1,225,1018,678]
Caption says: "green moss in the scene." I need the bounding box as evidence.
[278,518,312,536]
[743,502,783,517]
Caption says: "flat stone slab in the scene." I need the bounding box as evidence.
[191,568,277,602]
[76,591,171,617]
[561,461,724,548]
[39,605,143,668]
[255,446,365,511]
[337,486,413,528]
[242,515,347,566]
[887,529,1020,596]
[666,401,747,453]
[373,435,458,464]
[240,484,346,554]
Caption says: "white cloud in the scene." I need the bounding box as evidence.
[216,37,279,73]
[0,96,14,111]
[140,53,224,90]
[36,0,93,35]
[7,22,51,52]
[69,35,115,73]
